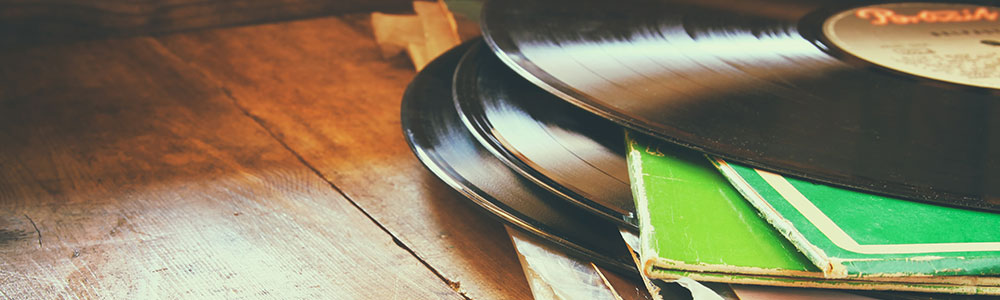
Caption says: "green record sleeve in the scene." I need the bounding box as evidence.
[626,132,1000,294]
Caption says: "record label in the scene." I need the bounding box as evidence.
[824,3,1000,89]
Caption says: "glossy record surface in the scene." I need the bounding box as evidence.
[453,44,637,229]
[400,40,636,276]
[481,0,1000,210]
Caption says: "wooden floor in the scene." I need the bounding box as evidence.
[0,14,532,299]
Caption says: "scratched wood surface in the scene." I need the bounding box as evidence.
[153,14,534,300]
[0,13,529,299]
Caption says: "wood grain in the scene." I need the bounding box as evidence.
[0,34,465,299]
[152,14,534,299]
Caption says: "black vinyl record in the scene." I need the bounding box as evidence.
[401,39,637,276]
[481,0,1000,211]
[453,43,638,230]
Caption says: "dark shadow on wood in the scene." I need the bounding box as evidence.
[0,0,413,49]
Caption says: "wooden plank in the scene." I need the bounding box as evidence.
[153,14,533,299]
[506,226,619,300]
[0,0,413,48]
[370,13,423,59]
[412,0,461,68]
[0,35,464,299]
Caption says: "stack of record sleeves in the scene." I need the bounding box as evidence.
[402,0,1000,298]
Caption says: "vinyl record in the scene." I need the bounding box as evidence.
[453,43,637,230]
[481,0,1000,211]
[401,39,637,276]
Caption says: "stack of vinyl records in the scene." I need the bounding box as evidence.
[402,0,1000,298]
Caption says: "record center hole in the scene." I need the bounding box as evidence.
[982,39,1000,46]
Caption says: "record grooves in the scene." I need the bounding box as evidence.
[480,0,1000,211]
[401,39,638,277]
[453,43,638,230]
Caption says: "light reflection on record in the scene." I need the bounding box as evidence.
[453,43,637,229]
[481,0,1000,211]
[401,39,637,277]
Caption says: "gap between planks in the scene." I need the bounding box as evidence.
[145,37,475,300]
